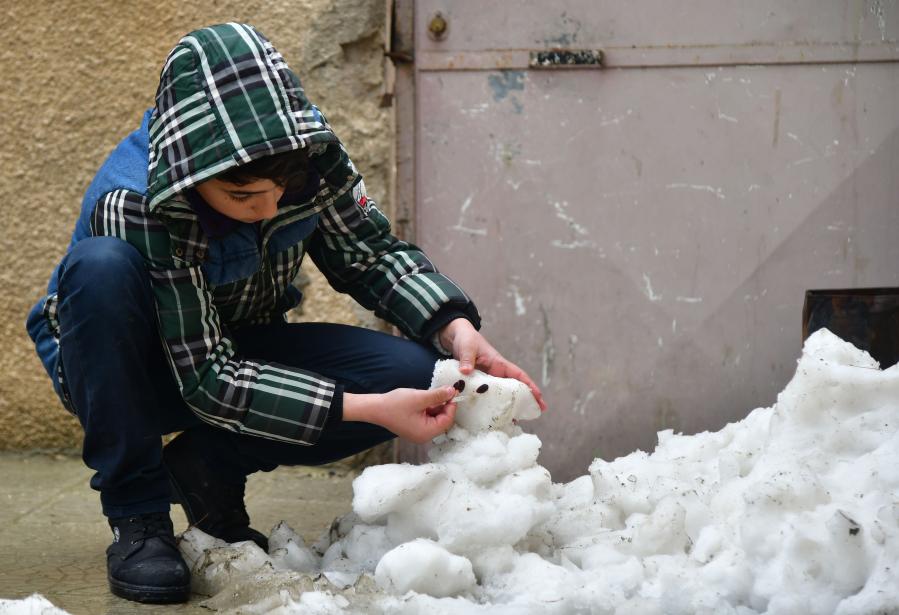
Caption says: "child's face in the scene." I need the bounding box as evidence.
[194,177,285,223]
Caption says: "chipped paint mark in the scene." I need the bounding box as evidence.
[672,319,677,334]
[786,131,802,144]
[600,109,633,127]
[789,148,839,168]
[643,274,662,302]
[717,109,738,123]
[540,306,555,387]
[551,239,598,250]
[460,103,490,117]
[553,201,589,236]
[543,11,583,46]
[507,284,527,316]
[870,0,888,42]
[551,201,597,249]
[747,184,762,192]
[676,296,703,304]
[772,88,782,147]
[451,195,487,236]
[488,71,525,101]
[572,390,596,416]
[657,337,664,348]
[568,334,579,365]
[666,183,726,199]
[493,141,521,166]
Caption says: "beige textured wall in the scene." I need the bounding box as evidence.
[0,0,390,450]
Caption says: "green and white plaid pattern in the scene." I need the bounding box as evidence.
[48,23,480,445]
[147,23,335,209]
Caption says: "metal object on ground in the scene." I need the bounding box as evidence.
[803,288,899,368]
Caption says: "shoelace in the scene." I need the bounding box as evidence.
[126,514,176,546]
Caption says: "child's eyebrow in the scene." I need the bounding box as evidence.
[228,189,268,196]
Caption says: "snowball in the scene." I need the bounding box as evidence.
[375,539,476,597]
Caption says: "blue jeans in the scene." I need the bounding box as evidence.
[50,237,438,518]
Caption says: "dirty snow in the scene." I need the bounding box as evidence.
[182,330,899,614]
[0,594,71,615]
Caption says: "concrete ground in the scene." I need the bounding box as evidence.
[0,452,357,614]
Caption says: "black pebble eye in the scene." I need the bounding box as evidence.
[476,384,489,393]
[453,380,465,392]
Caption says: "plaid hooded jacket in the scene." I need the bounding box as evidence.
[26,23,480,446]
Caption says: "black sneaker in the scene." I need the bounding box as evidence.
[163,431,269,551]
[106,512,190,603]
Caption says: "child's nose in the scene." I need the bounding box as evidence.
[259,192,279,219]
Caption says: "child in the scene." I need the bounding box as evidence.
[25,23,544,604]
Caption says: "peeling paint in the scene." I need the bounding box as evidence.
[540,306,555,387]
[666,183,726,199]
[772,88,782,147]
[451,195,487,236]
[643,274,662,302]
[551,239,599,251]
[870,0,889,42]
[600,109,634,127]
[553,201,589,236]
[717,109,738,123]
[507,284,527,316]
[676,296,703,304]
[487,71,525,101]
[568,334,579,365]
[542,11,583,46]
[460,103,490,117]
[572,390,596,416]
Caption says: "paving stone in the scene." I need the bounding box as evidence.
[0,452,355,614]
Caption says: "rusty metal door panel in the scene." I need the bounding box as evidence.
[403,1,899,479]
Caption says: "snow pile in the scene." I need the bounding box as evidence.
[185,331,899,614]
[0,594,71,615]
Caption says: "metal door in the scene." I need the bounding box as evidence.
[394,0,899,480]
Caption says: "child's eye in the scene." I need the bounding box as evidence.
[228,193,251,202]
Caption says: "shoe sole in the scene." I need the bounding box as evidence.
[108,575,190,604]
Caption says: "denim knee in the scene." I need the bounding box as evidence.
[58,237,150,308]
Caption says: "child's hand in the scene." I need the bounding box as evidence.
[438,318,547,412]
[343,387,458,443]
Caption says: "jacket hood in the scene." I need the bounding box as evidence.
[147,23,338,210]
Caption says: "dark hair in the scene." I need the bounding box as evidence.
[217,148,310,189]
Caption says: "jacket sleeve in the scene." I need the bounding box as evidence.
[307,144,481,341]
[90,189,342,445]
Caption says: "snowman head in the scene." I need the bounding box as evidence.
[430,360,542,433]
